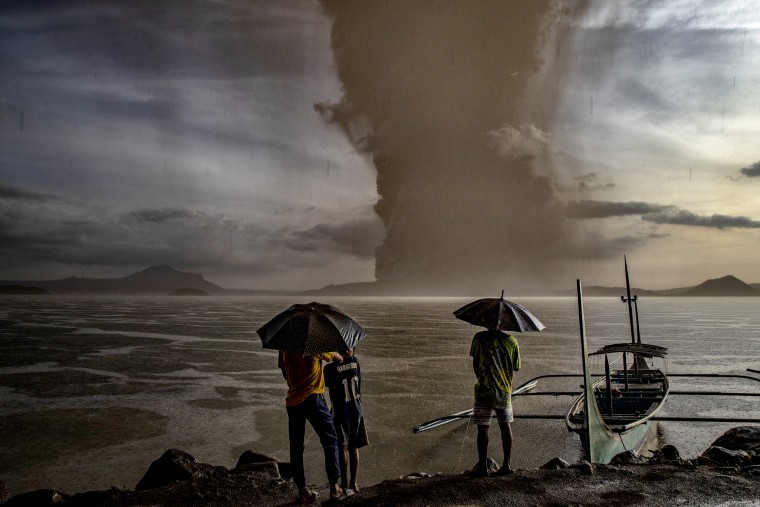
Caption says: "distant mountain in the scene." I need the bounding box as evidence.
[0,285,49,295]
[681,275,760,297]
[0,266,223,295]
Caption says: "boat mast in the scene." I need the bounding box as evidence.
[621,255,638,344]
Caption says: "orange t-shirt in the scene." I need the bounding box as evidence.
[278,351,335,407]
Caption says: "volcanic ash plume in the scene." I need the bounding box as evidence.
[319,1,588,295]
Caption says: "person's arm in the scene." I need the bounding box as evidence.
[513,341,521,372]
[470,335,479,377]
[331,352,343,364]
[278,352,287,380]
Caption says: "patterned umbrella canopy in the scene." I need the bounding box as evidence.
[256,302,368,356]
[453,292,545,333]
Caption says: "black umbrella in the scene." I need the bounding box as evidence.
[453,291,545,333]
[256,301,368,356]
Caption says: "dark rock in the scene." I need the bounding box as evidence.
[235,450,291,479]
[710,426,760,454]
[135,448,228,491]
[610,451,649,465]
[571,460,595,475]
[231,461,281,479]
[4,489,69,507]
[236,450,279,468]
[661,444,681,461]
[540,457,570,469]
[401,472,432,480]
[650,445,681,464]
[700,446,751,466]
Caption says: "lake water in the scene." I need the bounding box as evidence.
[1,295,759,496]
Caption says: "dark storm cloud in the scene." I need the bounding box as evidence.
[566,200,760,229]
[739,161,760,177]
[0,183,378,278]
[565,200,672,218]
[129,207,198,223]
[0,1,320,81]
[0,182,57,202]
[285,218,384,259]
[0,0,329,159]
[644,209,760,229]
[575,173,615,193]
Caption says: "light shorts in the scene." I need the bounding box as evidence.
[473,400,514,426]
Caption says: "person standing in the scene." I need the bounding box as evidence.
[324,348,369,492]
[466,328,521,477]
[279,350,347,504]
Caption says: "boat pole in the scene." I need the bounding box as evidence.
[633,297,642,345]
[622,255,636,345]
[604,355,613,416]
[577,279,594,462]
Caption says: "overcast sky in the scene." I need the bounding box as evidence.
[1,1,760,293]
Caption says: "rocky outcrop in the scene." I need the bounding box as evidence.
[697,426,760,467]
[709,426,760,454]
[3,489,69,507]
[0,480,10,504]
[135,448,228,490]
[4,428,760,507]
[235,450,291,479]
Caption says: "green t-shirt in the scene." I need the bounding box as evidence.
[469,330,521,407]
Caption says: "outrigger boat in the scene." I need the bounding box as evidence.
[414,258,760,463]
[566,274,669,463]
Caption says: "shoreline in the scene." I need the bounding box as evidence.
[3,427,758,507]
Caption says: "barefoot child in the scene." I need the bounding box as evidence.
[324,348,369,492]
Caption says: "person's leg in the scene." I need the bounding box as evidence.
[339,445,349,490]
[348,446,360,490]
[498,421,513,471]
[471,401,493,473]
[287,404,313,500]
[476,425,490,469]
[305,394,343,498]
[493,404,514,475]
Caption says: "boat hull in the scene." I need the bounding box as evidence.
[577,418,658,464]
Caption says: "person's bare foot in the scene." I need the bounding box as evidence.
[296,486,318,504]
[492,466,514,477]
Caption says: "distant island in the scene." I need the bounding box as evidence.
[1,266,759,297]
[0,266,222,295]
[0,285,49,295]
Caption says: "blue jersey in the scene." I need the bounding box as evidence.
[324,355,363,424]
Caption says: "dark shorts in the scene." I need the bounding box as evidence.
[335,416,369,448]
